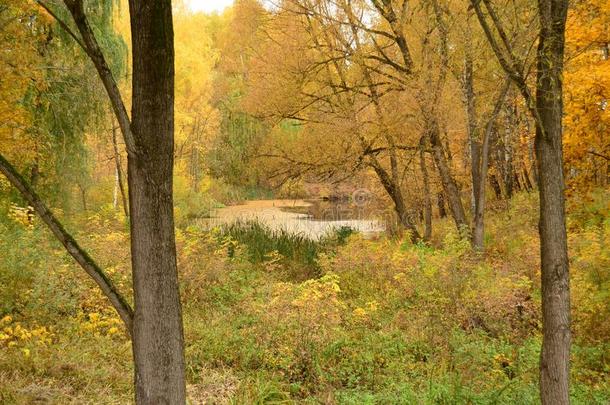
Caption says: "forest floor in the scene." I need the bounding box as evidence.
[0,190,609,404]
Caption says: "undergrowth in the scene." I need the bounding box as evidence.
[0,191,608,404]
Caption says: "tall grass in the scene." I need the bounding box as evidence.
[217,221,354,279]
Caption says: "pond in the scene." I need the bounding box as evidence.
[198,199,386,240]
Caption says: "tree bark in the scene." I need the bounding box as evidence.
[501,101,519,199]
[127,1,186,404]
[536,0,571,402]
[437,192,447,218]
[522,165,534,191]
[462,47,481,215]
[423,0,467,233]
[189,119,201,193]
[78,182,88,212]
[490,174,502,199]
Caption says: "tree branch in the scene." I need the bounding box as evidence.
[0,152,134,333]
[37,0,137,156]
[35,0,86,51]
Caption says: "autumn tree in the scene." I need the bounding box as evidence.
[451,6,532,249]
[207,0,271,190]
[471,0,572,402]
[246,0,465,240]
[0,0,186,403]
[173,7,221,193]
[0,2,45,171]
[564,0,610,191]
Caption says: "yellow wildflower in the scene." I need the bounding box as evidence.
[353,307,367,317]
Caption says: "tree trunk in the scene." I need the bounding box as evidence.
[429,126,468,232]
[78,183,88,212]
[369,161,421,243]
[473,79,510,250]
[113,167,119,209]
[512,169,522,193]
[468,2,571,396]
[501,101,518,199]
[536,0,571,402]
[419,148,432,241]
[34,1,186,402]
[527,117,539,187]
[489,174,502,199]
[189,118,201,193]
[437,192,447,218]
[462,50,481,216]
[522,165,534,191]
[127,1,186,403]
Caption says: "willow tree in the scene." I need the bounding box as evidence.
[0,0,185,403]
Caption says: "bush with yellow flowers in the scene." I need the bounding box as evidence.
[0,315,54,356]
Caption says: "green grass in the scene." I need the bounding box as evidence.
[217,221,354,280]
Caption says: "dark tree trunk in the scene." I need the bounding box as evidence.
[127,1,186,403]
[437,192,447,218]
[522,165,534,191]
[429,125,468,232]
[32,1,186,403]
[536,0,571,402]
[469,1,572,397]
[369,161,421,242]
[513,170,522,193]
[490,174,502,199]
[419,147,432,241]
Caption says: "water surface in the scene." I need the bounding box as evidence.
[199,199,385,240]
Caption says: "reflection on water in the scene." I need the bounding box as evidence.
[198,199,385,240]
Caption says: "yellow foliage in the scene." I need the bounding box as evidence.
[77,311,123,338]
[564,0,610,191]
[172,8,222,186]
[263,249,284,272]
[0,2,48,164]
[0,315,54,350]
[261,273,346,340]
[569,219,610,343]
[7,204,34,228]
